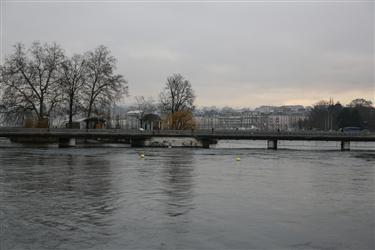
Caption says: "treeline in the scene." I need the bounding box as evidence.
[0,42,198,129]
[130,73,196,130]
[2,43,373,131]
[302,98,375,131]
[0,42,128,127]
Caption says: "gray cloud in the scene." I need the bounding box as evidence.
[2,1,374,107]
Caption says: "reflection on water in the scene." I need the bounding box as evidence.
[161,150,195,218]
[0,144,374,250]
[0,149,117,249]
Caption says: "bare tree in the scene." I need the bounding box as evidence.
[0,42,65,125]
[164,110,196,130]
[59,54,86,128]
[133,96,156,126]
[160,73,195,115]
[349,98,373,108]
[0,102,27,127]
[82,46,128,123]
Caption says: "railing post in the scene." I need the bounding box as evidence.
[341,141,350,151]
[267,139,278,150]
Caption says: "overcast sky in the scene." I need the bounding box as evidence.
[1,0,374,107]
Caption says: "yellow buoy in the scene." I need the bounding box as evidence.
[236,157,241,161]
[140,153,145,158]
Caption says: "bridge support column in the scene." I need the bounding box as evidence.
[201,140,210,149]
[59,138,76,148]
[341,141,350,151]
[130,138,145,147]
[199,138,218,148]
[267,139,277,150]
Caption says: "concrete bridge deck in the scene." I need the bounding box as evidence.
[0,128,374,141]
[0,128,374,150]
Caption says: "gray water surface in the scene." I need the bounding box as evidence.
[0,143,374,250]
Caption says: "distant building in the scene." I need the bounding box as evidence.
[195,115,219,129]
[125,110,141,129]
[195,112,268,130]
[195,106,308,131]
[83,117,106,129]
[268,113,307,131]
[108,111,163,130]
[254,106,277,113]
[109,110,141,129]
[141,113,161,130]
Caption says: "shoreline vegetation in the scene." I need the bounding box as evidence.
[0,42,374,132]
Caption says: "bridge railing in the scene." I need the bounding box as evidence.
[0,127,374,138]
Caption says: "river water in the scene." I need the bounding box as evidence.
[0,140,374,250]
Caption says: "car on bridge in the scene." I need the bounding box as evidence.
[342,127,369,134]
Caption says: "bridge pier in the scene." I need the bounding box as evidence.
[58,138,76,148]
[267,139,278,150]
[201,139,211,149]
[130,138,145,147]
[341,141,350,151]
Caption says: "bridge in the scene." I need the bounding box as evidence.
[0,128,374,150]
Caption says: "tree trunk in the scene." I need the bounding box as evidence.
[86,101,93,129]
[68,95,74,128]
[39,99,44,119]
